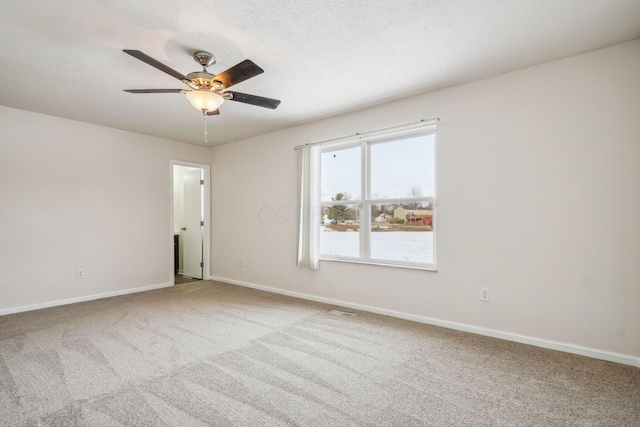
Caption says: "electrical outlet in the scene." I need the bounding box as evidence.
[239,258,244,268]
[76,269,85,279]
[480,287,490,302]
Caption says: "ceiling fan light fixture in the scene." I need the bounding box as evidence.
[185,90,224,112]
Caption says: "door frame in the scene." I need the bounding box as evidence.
[170,160,211,284]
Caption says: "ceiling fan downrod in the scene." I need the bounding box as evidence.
[193,51,216,71]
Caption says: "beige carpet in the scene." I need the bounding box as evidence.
[0,281,638,426]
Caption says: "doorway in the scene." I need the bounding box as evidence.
[171,161,210,284]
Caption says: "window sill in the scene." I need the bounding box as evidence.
[319,257,438,272]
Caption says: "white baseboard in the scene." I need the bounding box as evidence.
[0,282,173,316]
[210,275,640,368]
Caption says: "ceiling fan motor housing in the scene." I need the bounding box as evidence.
[186,71,224,90]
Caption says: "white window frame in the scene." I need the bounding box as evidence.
[319,128,437,270]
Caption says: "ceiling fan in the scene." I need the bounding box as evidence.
[123,50,280,116]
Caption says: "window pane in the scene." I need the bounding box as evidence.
[321,146,361,202]
[370,133,435,199]
[370,202,434,264]
[320,205,360,257]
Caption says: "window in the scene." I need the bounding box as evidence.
[318,128,436,269]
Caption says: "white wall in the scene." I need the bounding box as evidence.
[210,40,640,359]
[0,107,211,311]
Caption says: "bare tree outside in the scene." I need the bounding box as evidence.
[408,185,423,197]
[408,185,423,208]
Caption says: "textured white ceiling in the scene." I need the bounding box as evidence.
[1,1,639,146]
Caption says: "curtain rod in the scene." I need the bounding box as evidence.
[293,118,439,150]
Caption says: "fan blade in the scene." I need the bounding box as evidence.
[206,109,220,116]
[213,60,264,88]
[124,89,186,93]
[226,91,281,109]
[123,50,192,85]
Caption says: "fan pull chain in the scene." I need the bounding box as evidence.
[203,111,208,144]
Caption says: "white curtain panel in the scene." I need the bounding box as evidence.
[296,145,321,269]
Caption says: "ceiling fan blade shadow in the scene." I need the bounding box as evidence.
[124,89,186,93]
[123,50,192,85]
[227,91,281,109]
[213,60,263,88]
[206,109,220,116]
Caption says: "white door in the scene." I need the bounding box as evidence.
[182,168,203,279]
